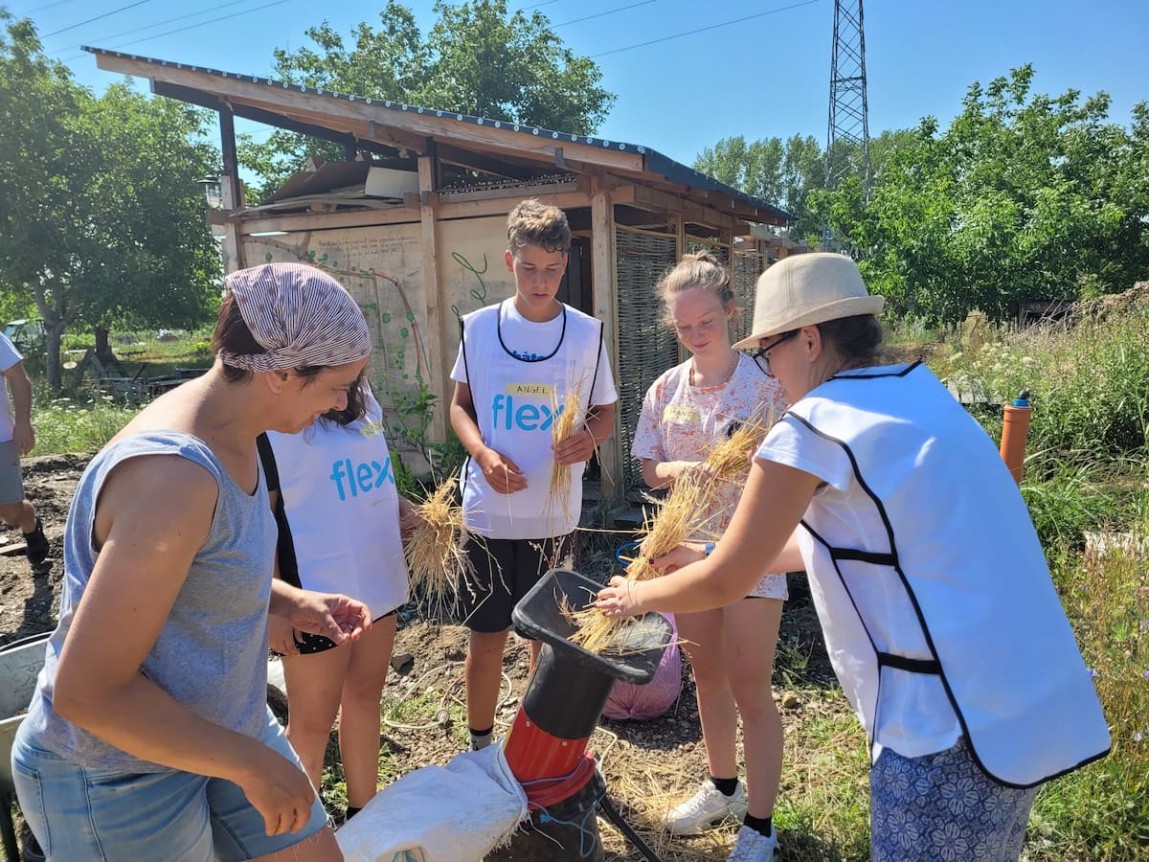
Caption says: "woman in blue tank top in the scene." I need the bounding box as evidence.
[12,263,374,862]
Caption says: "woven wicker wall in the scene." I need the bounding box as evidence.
[731,247,764,345]
[615,225,680,495]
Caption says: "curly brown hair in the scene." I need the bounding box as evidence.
[506,198,571,255]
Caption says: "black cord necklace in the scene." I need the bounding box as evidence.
[496,299,567,362]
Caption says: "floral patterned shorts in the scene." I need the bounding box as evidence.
[871,737,1040,862]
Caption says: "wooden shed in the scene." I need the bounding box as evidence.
[86,47,794,507]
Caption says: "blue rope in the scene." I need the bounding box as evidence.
[536,789,606,859]
[614,540,641,569]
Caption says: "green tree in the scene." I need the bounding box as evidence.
[0,14,219,389]
[242,0,615,201]
[814,66,1149,323]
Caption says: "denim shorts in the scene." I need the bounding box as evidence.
[12,707,331,861]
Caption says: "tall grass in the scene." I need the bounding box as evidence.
[932,306,1149,858]
[31,392,136,456]
[1032,544,1149,860]
[930,307,1149,457]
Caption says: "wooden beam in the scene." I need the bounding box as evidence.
[93,54,646,173]
[671,213,687,364]
[437,180,579,204]
[238,207,420,235]
[152,81,402,158]
[629,184,748,233]
[590,182,620,505]
[418,155,448,443]
[437,190,591,221]
[435,143,541,180]
[217,107,244,272]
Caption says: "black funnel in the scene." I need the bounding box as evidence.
[512,569,673,684]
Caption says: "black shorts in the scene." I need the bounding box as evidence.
[456,534,575,634]
[288,608,397,656]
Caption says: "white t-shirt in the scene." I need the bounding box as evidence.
[632,354,789,599]
[0,333,23,444]
[760,409,962,758]
[265,390,409,619]
[450,300,618,538]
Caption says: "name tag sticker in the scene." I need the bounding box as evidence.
[506,383,555,397]
[663,405,701,424]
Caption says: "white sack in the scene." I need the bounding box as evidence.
[336,743,529,862]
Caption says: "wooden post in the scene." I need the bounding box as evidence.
[590,181,620,508]
[418,155,448,444]
[218,107,244,272]
[669,213,688,364]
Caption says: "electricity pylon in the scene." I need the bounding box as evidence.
[826,0,870,197]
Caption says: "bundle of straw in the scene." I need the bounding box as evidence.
[549,387,583,497]
[404,476,469,620]
[567,408,775,653]
[544,387,583,530]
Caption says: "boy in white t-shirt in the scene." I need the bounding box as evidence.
[449,199,618,751]
[0,332,50,576]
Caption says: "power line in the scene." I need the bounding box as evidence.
[554,0,655,29]
[592,0,821,59]
[42,0,159,38]
[26,0,76,12]
[521,0,561,10]
[55,0,259,54]
[63,0,291,62]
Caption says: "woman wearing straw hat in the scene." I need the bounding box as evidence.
[596,253,1110,860]
[630,252,788,862]
[12,263,374,861]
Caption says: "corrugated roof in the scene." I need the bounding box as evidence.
[81,46,791,224]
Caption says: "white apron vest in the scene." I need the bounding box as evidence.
[784,362,1109,787]
[265,392,409,619]
[458,301,604,539]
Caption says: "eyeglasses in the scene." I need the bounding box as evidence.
[751,330,798,371]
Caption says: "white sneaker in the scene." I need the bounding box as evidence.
[663,780,747,834]
[728,824,778,862]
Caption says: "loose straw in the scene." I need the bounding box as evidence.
[567,408,775,653]
[404,476,470,620]
[544,386,584,530]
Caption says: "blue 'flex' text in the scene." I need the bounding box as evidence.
[491,394,565,431]
[330,457,394,501]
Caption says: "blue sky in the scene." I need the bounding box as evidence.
[9,0,1149,169]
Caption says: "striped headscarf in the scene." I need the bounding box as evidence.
[219,263,372,372]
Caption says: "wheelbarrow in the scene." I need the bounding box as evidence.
[0,633,50,862]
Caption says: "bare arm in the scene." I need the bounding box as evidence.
[53,455,316,835]
[3,360,34,455]
[449,380,526,493]
[639,456,699,490]
[597,458,819,615]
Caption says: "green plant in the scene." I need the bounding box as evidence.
[31,391,137,455]
[1032,542,1149,859]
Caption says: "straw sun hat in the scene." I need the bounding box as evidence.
[731,253,885,350]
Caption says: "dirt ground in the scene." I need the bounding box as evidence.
[1,453,840,862]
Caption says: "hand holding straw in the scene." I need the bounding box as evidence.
[567,409,776,652]
[404,476,471,619]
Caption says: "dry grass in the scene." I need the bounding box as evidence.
[549,387,582,497]
[404,476,470,619]
[544,387,585,537]
[569,410,774,653]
